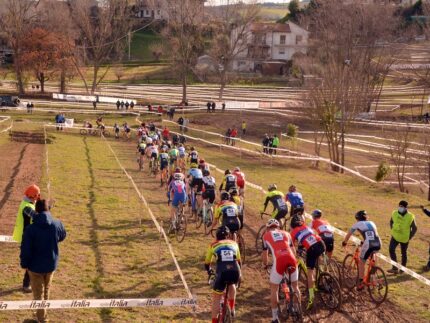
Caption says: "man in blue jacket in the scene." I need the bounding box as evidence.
[20,200,66,323]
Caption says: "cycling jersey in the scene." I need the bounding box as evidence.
[198,163,210,172]
[159,152,169,170]
[286,192,304,208]
[178,146,186,157]
[350,220,381,260]
[202,176,216,190]
[188,168,203,179]
[233,171,245,188]
[263,190,288,213]
[189,151,199,163]
[138,143,146,154]
[219,174,237,192]
[263,229,298,284]
[146,145,158,156]
[169,148,179,160]
[215,201,240,233]
[311,219,333,238]
[205,239,241,294]
[169,179,187,207]
[291,225,322,251]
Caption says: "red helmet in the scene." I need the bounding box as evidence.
[199,159,205,164]
[25,184,40,200]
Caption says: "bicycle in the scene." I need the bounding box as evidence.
[212,278,235,323]
[160,167,168,187]
[256,212,288,255]
[197,198,214,235]
[342,243,388,304]
[169,202,187,243]
[137,154,144,171]
[318,252,342,284]
[149,157,159,176]
[267,265,303,322]
[297,248,342,311]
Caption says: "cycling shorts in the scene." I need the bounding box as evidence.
[225,183,236,193]
[321,235,334,253]
[361,238,381,260]
[270,252,298,285]
[160,160,168,170]
[190,158,198,164]
[169,157,177,164]
[274,208,288,221]
[306,241,325,269]
[172,193,187,208]
[151,152,158,160]
[202,190,216,204]
[213,268,240,294]
[191,178,203,193]
[222,218,240,234]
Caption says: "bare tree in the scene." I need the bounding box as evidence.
[68,0,133,94]
[209,0,260,99]
[388,125,412,193]
[0,0,37,95]
[301,1,399,171]
[161,0,205,103]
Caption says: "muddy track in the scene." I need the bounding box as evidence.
[0,132,44,235]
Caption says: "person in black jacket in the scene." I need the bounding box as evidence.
[262,134,270,154]
[20,200,66,323]
[421,206,430,271]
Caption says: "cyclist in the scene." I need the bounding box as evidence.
[167,167,185,191]
[159,147,170,184]
[260,184,288,222]
[229,188,243,229]
[96,116,104,130]
[202,169,216,204]
[310,209,335,258]
[219,169,237,194]
[169,172,187,230]
[232,167,246,198]
[205,226,241,322]
[188,147,199,164]
[113,123,120,139]
[187,163,203,211]
[198,158,210,172]
[178,144,186,169]
[168,145,179,172]
[145,141,159,171]
[290,216,325,310]
[137,141,146,170]
[262,219,300,323]
[342,210,381,291]
[286,185,305,216]
[213,192,240,238]
[123,122,131,139]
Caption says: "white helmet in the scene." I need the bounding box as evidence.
[266,219,280,228]
[146,137,153,144]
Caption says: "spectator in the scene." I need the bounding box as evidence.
[241,121,247,136]
[20,199,66,323]
[420,206,430,271]
[12,184,39,293]
[262,134,270,154]
[222,102,226,112]
[116,100,120,110]
[178,116,184,131]
[125,101,130,110]
[172,133,179,145]
[225,128,232,145]
[388,200,417,274]
[148,104,153,112]
[170,107,175,120]
[424,112,430,124]
[179,134,186,144]
[114,123,120,139]
[230,127,238,146]
[92,101,97,110]
[157,105,163,114]
[130,101,135,109]
[162,126,170,141]
[268,135,274,155]
[26,102,31,114]
[207,102,211,113]
[120,100,125,110]
[272,134,280,155]
[211,101,216,112]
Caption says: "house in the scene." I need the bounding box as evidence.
[231,22,309,75]
[133,0,205,22]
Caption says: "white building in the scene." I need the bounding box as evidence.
[231,22,309,75]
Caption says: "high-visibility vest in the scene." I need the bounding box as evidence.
[12,200,34,243]
[391,210,415,243]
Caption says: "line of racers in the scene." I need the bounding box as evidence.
[134,124,382,323]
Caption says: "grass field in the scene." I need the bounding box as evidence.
[0,110,429,322]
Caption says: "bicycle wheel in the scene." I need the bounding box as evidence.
[298,265,308,312]
[317,272,342,310]
[222,302,232,323]
[79,129,87,135]
[367,266,388,304]
[103,130,110,137]
[204,208,214,235]
[238,234,246,265]
[342,254,358,289]
[255,225,266,255]
[326,258,342,284]
[290,292,304,323]
[196,208,203,229]
[176,212,187,243]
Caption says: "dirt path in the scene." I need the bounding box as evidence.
[0,132,44,235]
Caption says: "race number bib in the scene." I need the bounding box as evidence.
[365,231,375,240]
[305,235,317,246]
[226,208,236,217]
[221,250,234,262]
[271,231,284,242]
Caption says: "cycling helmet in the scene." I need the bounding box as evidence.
[146,137,153,144]
[191,146,195,151]
[266,219,280,228]
[355,210,367,221]
[289,185,296,192]
[190,163,198,168]
[203,169,210,176]
[25,184,41,200]
[199,159,205,164]
[267,184,277,192]
[229,187,238,196]
[311,209,322,218]
[175,167,181,173]
[173,173,183,180]
[224,169,231,175]
[234,166,240,172]
[221,192,230,201]
[216,226,230,240]
[290,216,304,229]
[292,207,304,216]
[162,146,167,152]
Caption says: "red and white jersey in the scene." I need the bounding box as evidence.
[262,229,294,259]
[291,225,322,250]
[311,219,334,238]
[233,171,245,188]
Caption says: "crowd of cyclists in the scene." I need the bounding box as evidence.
[130,120,384,323]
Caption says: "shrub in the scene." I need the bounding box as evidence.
[375,161,391,182]
[286,123,298,138]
